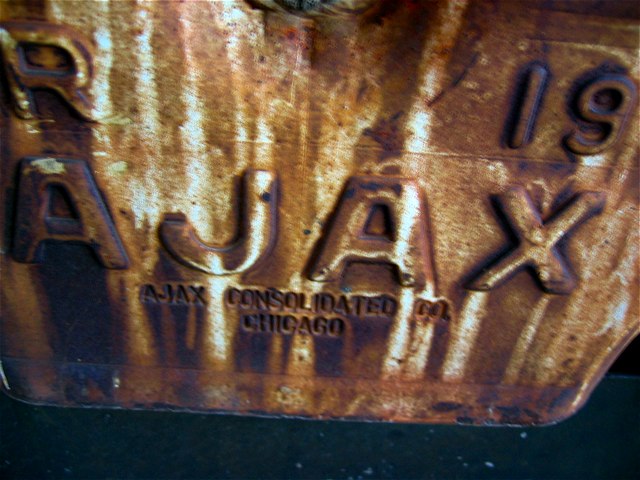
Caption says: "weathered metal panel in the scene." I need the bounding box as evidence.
[0,0,638,425]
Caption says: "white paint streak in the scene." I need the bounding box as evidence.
[179,2,234,369]
[207,278,231,367]
[580,154,606,168]
[120,0,163,363]
[106,160,128,176]
[404,1,469,154]
[594,234,637,337]
[602,297,631,332]
[179,5,214,237]
[382,288,417,378]
[212,3,251,162]
[403,321,436,379]
[442,291,489,380]
[393,187,426,286]
[254,117,274,170]
[503,295,551,384]
[92,4,114,121]
[46,0,65,21]
[407,110,432,152]
[130,1,161,230]
[388,0,469,379]
[538,202,636,384]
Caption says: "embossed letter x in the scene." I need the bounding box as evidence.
[467,186,606,294]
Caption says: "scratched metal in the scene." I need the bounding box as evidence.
[0,0,638,425]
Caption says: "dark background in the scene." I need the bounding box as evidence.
[1,336,638,480]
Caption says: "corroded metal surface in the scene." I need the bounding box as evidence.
[0,0,638,425]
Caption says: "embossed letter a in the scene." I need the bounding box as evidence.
[13,157,129,268]
[160,170,278,275]
[309,176,434,288]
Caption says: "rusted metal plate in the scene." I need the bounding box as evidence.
[0,0,638,425]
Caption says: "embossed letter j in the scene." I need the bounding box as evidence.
[160,170,278,275]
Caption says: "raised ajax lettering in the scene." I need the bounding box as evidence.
[9,161,607,297]
[0,21,95,120]
[309,176,434,288]
[13,157,129,269]
[466,186,606,294]
[160,170,278,275]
